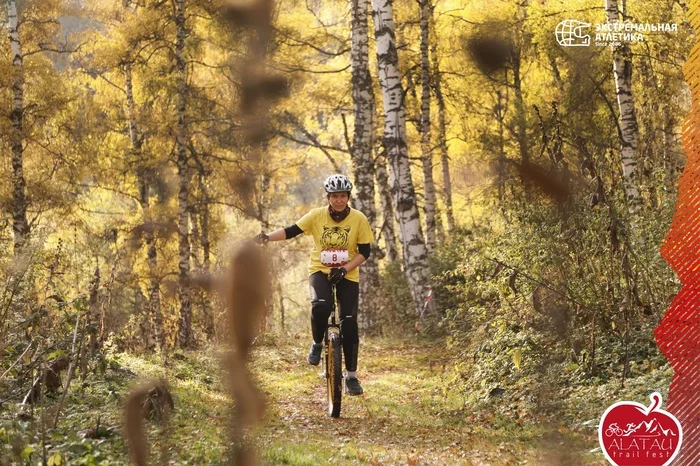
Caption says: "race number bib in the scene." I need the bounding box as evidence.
[321,249,349,267]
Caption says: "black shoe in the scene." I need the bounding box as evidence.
[344,376,363,396]
[307,343,322,365]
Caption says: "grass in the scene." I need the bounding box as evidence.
[251,337,605,465]
[1,336,609,465]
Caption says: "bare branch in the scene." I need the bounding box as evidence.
[24,41,85,58]
[274,26,350,56]
[275,63,351,74]
[18,18,60,27]
[66,180,142,205]
[281,111,345,172]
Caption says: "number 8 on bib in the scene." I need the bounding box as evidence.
[321,249,349,267]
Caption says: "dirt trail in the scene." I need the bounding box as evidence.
[251,338,604,465]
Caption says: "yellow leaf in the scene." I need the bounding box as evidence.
[21,446,34,460]
[48,453,62,466]
[513,348,523,370]
[611,321,616,330]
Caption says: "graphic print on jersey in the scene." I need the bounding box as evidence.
[321,225,351,249]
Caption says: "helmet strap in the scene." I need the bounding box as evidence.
[328,205,351,223]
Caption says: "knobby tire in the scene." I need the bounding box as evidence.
[327,332,342,417]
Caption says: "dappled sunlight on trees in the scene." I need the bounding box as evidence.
[0,0,693,463]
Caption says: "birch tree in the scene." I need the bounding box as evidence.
[7,0,29,254]
[350,0,381,328]
[174,0,193,348]
[370,0,430,315]
[605,0,641,206]
[419,0,437,253]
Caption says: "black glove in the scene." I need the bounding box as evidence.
[253,232,269,245]
[328,267,347,285]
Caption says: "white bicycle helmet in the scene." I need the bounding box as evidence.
[323,174,353,193]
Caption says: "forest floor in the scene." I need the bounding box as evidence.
[1,337,609,465]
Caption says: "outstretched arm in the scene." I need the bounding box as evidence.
[259,224,304,242]
[264,229,287,242]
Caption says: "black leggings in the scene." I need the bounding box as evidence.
[309,271,359,372]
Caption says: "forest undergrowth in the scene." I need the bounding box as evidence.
[1,334,670,465]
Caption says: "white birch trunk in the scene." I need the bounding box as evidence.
[370,0,430,316]
[174,0,193,348]
[419,0,436,253]
[350,0,380,330]
[605,0,641,206]
[189,208,200,269]
[8,0,29,254]
[258,168,274,333]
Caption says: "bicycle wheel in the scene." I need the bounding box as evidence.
[327,332,342,417]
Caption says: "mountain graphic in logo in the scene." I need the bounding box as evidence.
[622,418,679,437]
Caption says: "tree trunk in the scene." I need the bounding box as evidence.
[419,0,436,253]
[199,180,215,338]
[8,0,29,254]
[258,169,272,333]
[350,0,381,330]
[374,151,399,262]
[513,1,529,171]
[175,0,193,349]
[661,106,677,191]
[87,266,101,354]
[512,52,529,168]
[125,61,164,350]
[430,43,455,234]
[604,0,641,207]
[549,54,563,90]
[189,208,200,270]
[495,91,507,203]
[190,146,215,339]
[370,0,430,316]
[275,277,285,332]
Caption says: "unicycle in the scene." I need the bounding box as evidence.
[323,284,343,417]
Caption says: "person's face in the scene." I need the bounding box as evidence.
[328,192,350,212]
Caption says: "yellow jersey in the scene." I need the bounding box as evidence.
[295,207,374,282]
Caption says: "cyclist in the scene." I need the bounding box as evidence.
[254,174,373,396]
